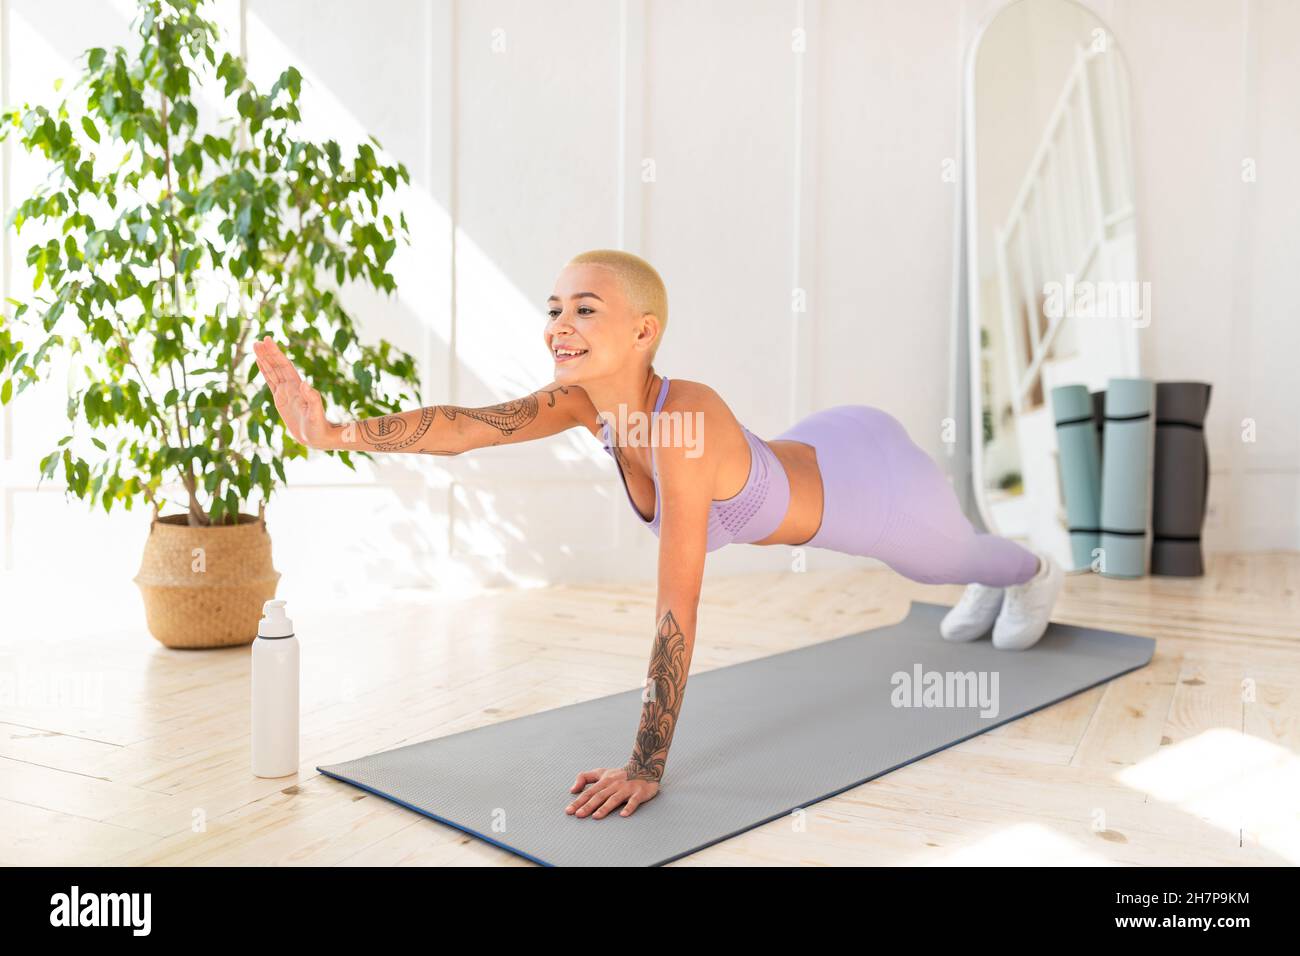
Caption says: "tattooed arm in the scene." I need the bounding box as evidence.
[624,605,696,782]
[253,335,596,455]
[320,383,586,455]
[566,433,713,819]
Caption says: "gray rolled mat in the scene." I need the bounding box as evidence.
[1099,378,1156,578]
[317,602,1154,867]
[1051,385,1103,571]
[1152,382,1213,576]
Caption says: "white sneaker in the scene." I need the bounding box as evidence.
[992,551,1064,650]
[940,583,1005,642]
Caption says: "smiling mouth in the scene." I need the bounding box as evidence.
[553,346,588,363]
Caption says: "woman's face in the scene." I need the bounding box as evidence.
[545,263,654,384]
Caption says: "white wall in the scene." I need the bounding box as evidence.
[0,0,1295,611]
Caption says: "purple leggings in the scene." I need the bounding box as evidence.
[774,405,1038,587]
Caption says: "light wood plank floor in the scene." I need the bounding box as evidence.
[2,552,1297,866]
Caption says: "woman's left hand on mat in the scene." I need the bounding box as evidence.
[566,767,659,819]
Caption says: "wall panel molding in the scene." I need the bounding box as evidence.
[790,0,819,424]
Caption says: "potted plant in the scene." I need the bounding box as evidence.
[0,0,423,648]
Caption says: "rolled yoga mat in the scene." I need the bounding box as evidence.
[1151,381,1213,576]
[1051,385,1103,571]
[1099,378,1156,578]
[1092,388,1107,467]
[317,602,1155,867]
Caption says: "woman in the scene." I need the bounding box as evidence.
[252,249,1064,822]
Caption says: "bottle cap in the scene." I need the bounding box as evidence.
[258,599,294,639]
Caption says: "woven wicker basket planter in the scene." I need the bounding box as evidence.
[134,507,282,649]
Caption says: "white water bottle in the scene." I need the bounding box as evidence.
[252,599,299,777]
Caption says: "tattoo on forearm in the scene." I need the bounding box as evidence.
[359,406,436,451]
[626,609,689,783]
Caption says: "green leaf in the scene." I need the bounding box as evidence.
[81,116,100,143]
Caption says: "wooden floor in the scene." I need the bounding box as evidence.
[2,552,1298,866]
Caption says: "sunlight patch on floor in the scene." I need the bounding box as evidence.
[1116,728,1300,863]
[921,821,1112,866]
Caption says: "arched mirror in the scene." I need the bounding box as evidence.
[964,0,1141,572]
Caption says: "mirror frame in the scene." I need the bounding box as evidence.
[958,0,1143,542]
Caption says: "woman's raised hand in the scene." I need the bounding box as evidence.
[252,335,336,450]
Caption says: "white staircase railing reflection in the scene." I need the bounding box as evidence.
[995,42,1134,412]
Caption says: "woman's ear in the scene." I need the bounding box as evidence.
[636,313,661,352]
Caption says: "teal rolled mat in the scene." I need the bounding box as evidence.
[1051,385,1103,570]
[1151,382,1213,576]
[1099,378,1156,578]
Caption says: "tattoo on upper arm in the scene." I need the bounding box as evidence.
[540,384,570,407]
[358,385,570,452]
[359,406,436,451]
[437,395,539,435]
[626,609,689,783]
[438,384,569,436]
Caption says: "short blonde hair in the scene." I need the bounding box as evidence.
[565,249,668,358]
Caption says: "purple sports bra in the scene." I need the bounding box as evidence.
[599,376,792,552]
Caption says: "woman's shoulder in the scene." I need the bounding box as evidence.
[662,377,727,415]
[658,377,744,457]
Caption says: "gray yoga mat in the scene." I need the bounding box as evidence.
[1051,385,1103,571]
[1152,382,1212,577]
[317,602,1154,867]
[1099,378,1156,578]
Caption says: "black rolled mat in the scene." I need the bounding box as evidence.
[318,602,1155,866]
[1152,381,1213,576]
